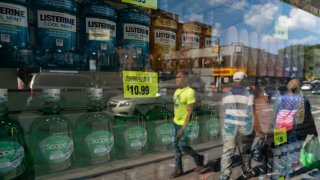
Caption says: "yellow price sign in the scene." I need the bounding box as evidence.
[122,0,157,9]
[274,128,287,146]
[123,71,158,98]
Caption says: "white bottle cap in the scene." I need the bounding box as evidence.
[43,89,60,102]
[87,88,103,101]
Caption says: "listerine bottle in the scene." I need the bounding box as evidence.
[74,88,114,165]
[145,105,174,152]
[29,89,74,175]
[0,89,34,180]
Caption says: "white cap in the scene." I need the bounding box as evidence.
[233,71,247,82]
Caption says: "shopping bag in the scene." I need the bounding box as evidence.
[300,134,320,168]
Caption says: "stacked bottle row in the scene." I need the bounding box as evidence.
[0,0,220,71]
[0,88,220,178]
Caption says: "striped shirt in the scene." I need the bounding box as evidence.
[222,86,254,126]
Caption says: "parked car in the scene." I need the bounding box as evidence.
[301,81,313,91]
[312,84,320,94]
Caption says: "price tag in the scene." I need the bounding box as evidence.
[123,71,158,98]
[274,128,287,146]
[122,0,157,9]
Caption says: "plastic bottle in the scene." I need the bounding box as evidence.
[34,0,78,68]
[82,0,118,71]
[150,10,178,71]
[118,5,151,70]
[0,89,34,180]
[29,89,74,175]
[145,105,174,152]
[0,0,30,67]
[113,110,147,159]
[75,88,114,165]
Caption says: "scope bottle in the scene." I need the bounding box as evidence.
[0,89,34,180]
[29,89,74,175]
[75,88,114,165]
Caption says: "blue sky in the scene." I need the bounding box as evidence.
[162,0,320,54]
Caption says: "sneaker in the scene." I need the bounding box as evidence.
[169,169,183,178]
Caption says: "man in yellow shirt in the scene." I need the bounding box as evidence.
[170,70,204,178]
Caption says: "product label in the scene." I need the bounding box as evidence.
[36,0,77,12]
[123,23,149,55]
[86,17,116,51]
[87,88,103,101]
[182,33,200,49]
[124,126,147,150]
[86,4,117,18]
[85,131,114,156]
[207,118,220,136]
[0,141,24,173]
[39,135,74,163]
[186,121,199,140]
[154,18,177,29]
[182,23,201,34]
[155,123,174,144]
[37,10,76,51]
[154,30,176,55]
[43,89,60,102]
[0,2,28,47]
[124,23,149,42]
[205,37,219,48]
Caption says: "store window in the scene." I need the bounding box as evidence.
[0,0,320,179]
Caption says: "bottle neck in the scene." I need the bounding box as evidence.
[87,100,103,112]
[0,103,8,116]
[42,102,61,115]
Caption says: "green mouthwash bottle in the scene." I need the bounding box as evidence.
[74,88,114,165]
[0,89,34,180]
[29,89,74,175]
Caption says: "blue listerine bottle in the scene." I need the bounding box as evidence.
[118,5,150,70]
[29,89,74,175]
[74,88,114,165]
[0,89,34,180]
[33,0,78,69]
[0,0,30,67]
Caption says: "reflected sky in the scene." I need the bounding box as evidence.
[158,0,320,54]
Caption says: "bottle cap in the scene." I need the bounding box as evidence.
[43,89,60,102]
[87,88,103,101]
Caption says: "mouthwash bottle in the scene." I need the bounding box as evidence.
[145,105,174,152]
[0,89,34,180]
[29,89,74,175]
[74,88,114,165]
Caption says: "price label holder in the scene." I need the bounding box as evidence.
[122,0,157,9]
[274,128,287,146]
[123,71,158,98]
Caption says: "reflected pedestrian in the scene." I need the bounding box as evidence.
[169,70,204,178]
[219,71,256,180]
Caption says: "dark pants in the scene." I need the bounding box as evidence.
[173,123,202,171]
